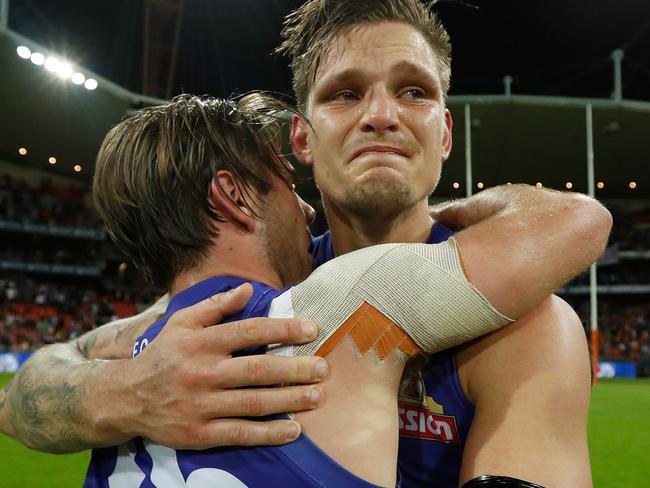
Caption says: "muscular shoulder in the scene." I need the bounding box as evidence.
[457,294,591,405]
[456,295,592,485]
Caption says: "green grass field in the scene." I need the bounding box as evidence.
[1,373,649,487]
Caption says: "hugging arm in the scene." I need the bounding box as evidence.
[0,285,326,453]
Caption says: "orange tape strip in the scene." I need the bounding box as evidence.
[316,302,421,360]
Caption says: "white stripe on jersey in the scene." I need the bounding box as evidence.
[266,288,295,358]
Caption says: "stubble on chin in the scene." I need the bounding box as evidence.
[339,176,415,221]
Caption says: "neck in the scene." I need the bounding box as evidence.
[325,198,434,256]
[169,228,283,297]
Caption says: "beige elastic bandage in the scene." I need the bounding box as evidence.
[270,238,512,359]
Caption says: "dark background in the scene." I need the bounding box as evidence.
[7,0,650,102]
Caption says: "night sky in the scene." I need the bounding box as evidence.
[7,0,650,103]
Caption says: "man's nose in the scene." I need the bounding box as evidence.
[360,87,400,133]
[299,196,316,226]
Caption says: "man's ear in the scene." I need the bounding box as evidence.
[290,114,314,167]
[441,109,453,161]
[209,170,257,233]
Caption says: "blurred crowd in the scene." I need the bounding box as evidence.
[0,174,102,228]
[572,300,650,362]
[569,262,650,287]
[0,277,146,352]
[0,246,102,267]
[609,206,650,251]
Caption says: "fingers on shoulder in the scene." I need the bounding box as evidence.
[201,419,301,447]
[210,316,316,350]
[167,284,254,330]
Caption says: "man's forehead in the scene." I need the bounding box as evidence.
[313,22,439,86]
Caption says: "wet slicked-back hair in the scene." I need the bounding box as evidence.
[277,0,452,110]
[93,93,296,289]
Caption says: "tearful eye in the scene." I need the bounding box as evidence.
[402,88,427,100]
[332,90,358,102]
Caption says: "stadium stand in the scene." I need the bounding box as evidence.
[0,170,160,354]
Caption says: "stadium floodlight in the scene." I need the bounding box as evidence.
[629,181,637,189]
[18,147,27,156]
[45,56,59,72]
[477,182,484,189]
[71,72,85,85]
[84,78,98,90]
[56,62,73,79]
[452,182,460,189]
[48,157,57,165]
[30,52,45,65]
[73,164,82,172]
[565,182,573,189]
[597,182,605,189]
[17,46,31,59]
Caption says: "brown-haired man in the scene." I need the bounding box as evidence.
[81,90,606,488]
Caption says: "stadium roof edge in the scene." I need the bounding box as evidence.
[2,27,167,107]
[449,94,650,113]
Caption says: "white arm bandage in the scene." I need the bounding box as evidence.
[285,238,512,357]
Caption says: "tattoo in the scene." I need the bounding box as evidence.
[7,348,95,452]
[77,306,164,360]
[4,300,167,451]
[77,329,99,358]
[0,382,10,410]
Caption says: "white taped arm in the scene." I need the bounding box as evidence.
[290,238,512,357]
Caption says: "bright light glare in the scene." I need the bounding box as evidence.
[45,57,59,72]
[597,182,605,189]
[73,164,82,173]
[17,46,31,59]
[629,182,637,189]
[71,72,85,85]
[56,62,73,79]
[48,157,57,165]
[18,147,28,156]
[452,182,460,189]
[565,182,573,189]
[477,182,484,189]
[535,182,543,188]
[30,52,45,65]
[84,78,98,90]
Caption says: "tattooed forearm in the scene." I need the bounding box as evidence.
[0,299,167,452]
[2,345,105,452]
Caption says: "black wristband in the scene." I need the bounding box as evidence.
[461,474,546,488]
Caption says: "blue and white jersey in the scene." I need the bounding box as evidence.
[311,223,475,488]
[84,277,387,488]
